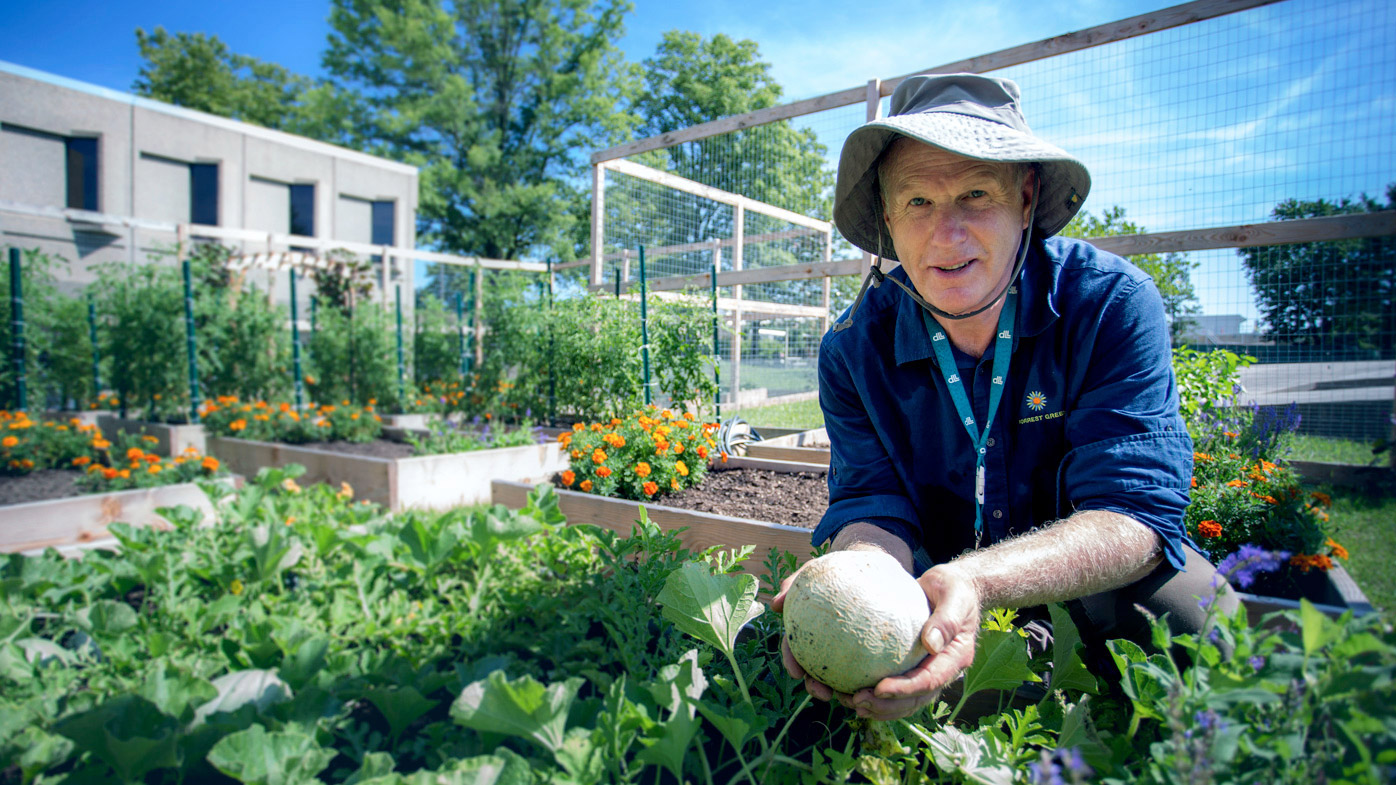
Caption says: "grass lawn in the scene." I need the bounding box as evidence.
[1289,434,1388,466]
[1316,481,1396,613]
[733,397,825,429]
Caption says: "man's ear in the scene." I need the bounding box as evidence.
[1020,167,1038,227]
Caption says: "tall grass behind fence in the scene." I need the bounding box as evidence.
[593,0,1396,449]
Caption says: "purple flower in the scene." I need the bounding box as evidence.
[1216,544,1290,590]
[1249,655,1266,672]
[1061,747,1092,778]
[1194,709,1227,732]
[1028,758,1064,785]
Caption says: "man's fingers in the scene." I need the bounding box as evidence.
[770,570,802,612]
[804,675,835,702]
[871,631,977,700]
[780,636,806,680]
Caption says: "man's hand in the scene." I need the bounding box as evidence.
[772,559,983,722]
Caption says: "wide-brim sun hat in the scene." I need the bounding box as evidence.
[834,73,1092,260]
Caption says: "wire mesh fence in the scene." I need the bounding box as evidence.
[590,0,1395,452]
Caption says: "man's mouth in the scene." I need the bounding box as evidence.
[936,259,974,272]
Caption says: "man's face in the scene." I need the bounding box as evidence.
[880,140,1035,316]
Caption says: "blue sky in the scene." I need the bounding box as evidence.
[3,0,1392,326]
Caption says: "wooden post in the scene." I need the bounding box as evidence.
[621,249,631,293]
[591,163,605,287]
[822,227,833,336]
[732,204,744,408]
[381,245,391,305]
[864,78,882,272]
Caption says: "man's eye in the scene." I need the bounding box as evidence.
[966,190,987,199]
[909,197,927,206]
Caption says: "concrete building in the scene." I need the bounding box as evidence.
[0,60,418,294]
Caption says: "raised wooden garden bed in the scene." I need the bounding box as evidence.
[492,456,826,585]
[0,481,221,555]
[209,435,568,512]
[747,427,830,464]
[98,415,207,456]
[1236,563,1375,621]
[41,410,106,428]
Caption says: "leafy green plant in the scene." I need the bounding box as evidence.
[404,417,541,456]
[0,247,102,410]
[560,407,717,499]
[200,395,383,443]
[0,409,103,474]
[1172,347,1255,426]
[186,243,293,403]
[306,300,411,412]
[91,258,189,421]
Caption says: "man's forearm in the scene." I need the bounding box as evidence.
[831,522,914,573]
[937,510,1162,609]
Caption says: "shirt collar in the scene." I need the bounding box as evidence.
[892,238,1061,368]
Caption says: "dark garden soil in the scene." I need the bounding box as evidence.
[657,467,828,529]
[0,469,86,506]
[289,440,417,460]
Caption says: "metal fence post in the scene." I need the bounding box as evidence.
[711,246,721,420]
[8,248,26,411]
[547,258,556,424]
[87,294,100,400]
[639,245,652,406]
[455,291,467,382]
[290,270,304,409]
[395,284,406,407]
[180,232,200,422]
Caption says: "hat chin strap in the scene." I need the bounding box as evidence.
[833,179,1039,332]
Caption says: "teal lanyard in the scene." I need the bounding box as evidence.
[921,286,1018,540]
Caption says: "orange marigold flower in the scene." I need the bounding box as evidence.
[201,456,220,472]
[1190,477,1197,488]
[1327,538,1349,560]
[683,412,695,421]
[147,464,162,474]
[92,437,111,450]
[144,453,160,463]
[558,432,572,446]
[19,459,33,469]
[117,468,130,479]
[101,467,118,480]
[1,436,16,448]
[579,479,593,492]
[697,446,708,459]
[126,447,145,461]
[1226,479,1248,488]
[635,462,652,477]
[591,423,603,432]
[675,460,688,477]
[592,448,607,464]
[610,418,622,427]
[642,480,658,496]
[571,449,582,459]
[671,477,680,490]
[1223,431,1238,438]
[1251,493,1279,505]
[72,456,91,466]
[573,423,584,432]
[230,419,247,431]
[596,466,612,478]
[1198,520,1222,538]
[673,443,684,455]
[561,470,576,486]
[1193,452,1213,462]
[720,451,728,464]
[1309,491,1331,507]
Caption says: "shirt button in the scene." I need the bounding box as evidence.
[987,438,995,447]
[993,510,1003,519]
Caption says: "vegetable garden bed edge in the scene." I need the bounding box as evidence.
[209,435,568,511]
[97,414,207,456]
[492,455,826,587]
[0,480,222,554]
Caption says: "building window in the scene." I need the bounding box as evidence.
[371,200,394,246]
[289,184,315,238]
[190,163,219,226]
[64,137,99,211]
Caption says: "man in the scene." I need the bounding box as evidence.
[771,74,1235,722]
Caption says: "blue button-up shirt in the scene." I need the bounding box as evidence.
[814,235,1194,572]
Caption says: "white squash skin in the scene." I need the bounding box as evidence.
[784,550,930,694]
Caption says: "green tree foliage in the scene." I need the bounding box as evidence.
[1238,184,1395,355]
[132,27,365,147]
[413,294,462,385]
[322,0,637,264]
[1060,206,1200,344]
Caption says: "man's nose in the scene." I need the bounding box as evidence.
[928,208,968,247]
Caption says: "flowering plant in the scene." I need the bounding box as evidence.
[0,411,103,475]
[75,433,227,492]
[200,396,382,444]
[558,407,719,500]
[405,416,544,456]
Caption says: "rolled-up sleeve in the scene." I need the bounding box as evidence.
[812,336,920,551]
[1058,276,1194,569]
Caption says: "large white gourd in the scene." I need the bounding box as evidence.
[784,549,930,694]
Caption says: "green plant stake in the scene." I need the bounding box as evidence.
[547,259,556,425]
[87,294,100,398]
[711,255,721,420]
[614,264,620,297]
[309,294,316,366]
[8,248,25,411]
[182,257,200,421]
[455,291,466,382]
[639,245,652,406]
[465,271,475,377]
[290,270,304,409]
[396,284,405,407]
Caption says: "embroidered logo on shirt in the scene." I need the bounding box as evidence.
[1026,391,1047,411]
[947,373,960,384]
[964,416,975,426]
[932,333,946,341]
[998,330,1012,339]
[992,375,1004,385]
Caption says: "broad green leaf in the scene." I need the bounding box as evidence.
[137,662,218,725]
[1299,599,1343,656]
[356,750,532,785]
[1046,603,1097,695]
[13,725,76,783]
[76,600,137,636]
[554,727,606,782]
[192,669,293,727]
[924,726,1014,785]
[960,629,1040,702]
[523,483,567,527]
[15,638,73,668]
[467,507,542,549]
[451,671,580,754]
[648,649,707,718]
[636,710,699,780]
[207,724,335,785]
[363,686,439,741]
[655,562,764,658]
[344,752,396,785]
[53,694,180,783]
[693,700,765,750]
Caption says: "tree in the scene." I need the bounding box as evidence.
[132,27,365,148]
[1238,185,1395,355]
[323,0,637,267]
[1060,206,1200,344]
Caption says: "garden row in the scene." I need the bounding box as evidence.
[2,475,1392,783]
